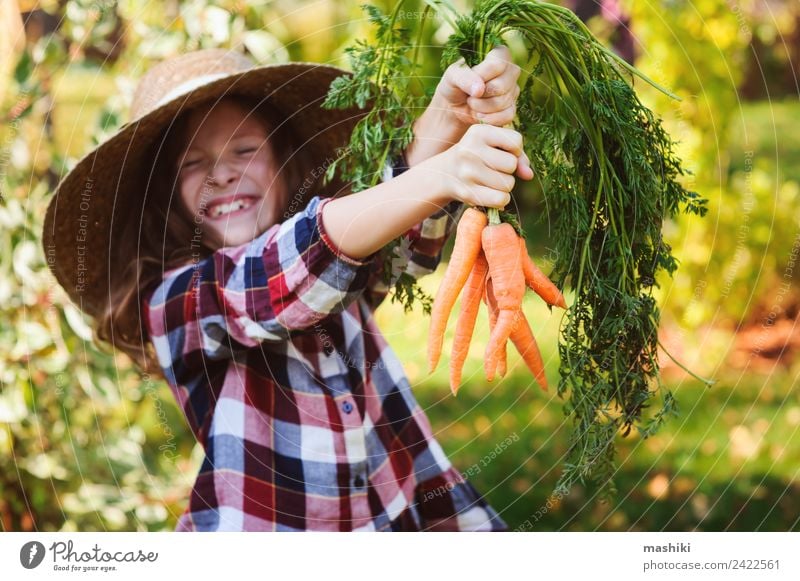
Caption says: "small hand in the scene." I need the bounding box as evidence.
[430,124,533,209]
[435,45,522,128]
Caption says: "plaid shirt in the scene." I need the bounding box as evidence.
[143,161,507,532]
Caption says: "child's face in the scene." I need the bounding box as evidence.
[176,99,286,249]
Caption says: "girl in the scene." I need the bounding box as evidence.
[43,47,532,531]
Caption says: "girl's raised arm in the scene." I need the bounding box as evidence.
[320,123,532,261]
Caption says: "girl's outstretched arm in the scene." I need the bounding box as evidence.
[321,123,533,261]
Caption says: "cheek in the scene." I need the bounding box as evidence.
[257,195,284,230]
[179,174,213,224]
[253,158,287,212]
[178,176,197,215]
[252,156,277,190]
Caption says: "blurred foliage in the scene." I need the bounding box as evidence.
[1,39,194,531]
[1,0,799,531]
[624,0,800,343]
[739,0,800,99]
[0,0,25,104]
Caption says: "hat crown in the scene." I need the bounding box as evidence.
[44,52,361,319]
[129,49,255,121]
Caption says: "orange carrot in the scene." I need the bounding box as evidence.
[520,238,567,309]
[508,314,548,391]
[449,252,488,395]
[427,207,488,373]
[482,223,526,310]
[497,338,507,378]
[485,310,523,380]
[483,278,507,380]
[482,223,526,375]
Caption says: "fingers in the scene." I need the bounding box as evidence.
[464,185,512,209]
[481,148,519,175]
[464,124,533,181]
[467,84,520,115]
[516,153,534,180]
[474,81,519,125]
[482,58,522,99]
[468,46,521,124]
[446,112,533,208]
[476,168,516,196]
[473,46,520,103]
[464,123,524,157]
[443,58,485,99]
[438,45,521,117]
[472,139,533,180]
[472,45,515,86]
[453,148,516,209]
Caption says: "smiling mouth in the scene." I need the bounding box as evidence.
[208,198,258,219]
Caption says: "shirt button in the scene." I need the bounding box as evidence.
[353,475,365,488]
[342,401,354,414]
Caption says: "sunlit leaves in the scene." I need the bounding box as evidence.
[1,37,193,532]
[322,3,430,313]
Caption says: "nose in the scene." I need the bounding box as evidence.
[208,158,239,188]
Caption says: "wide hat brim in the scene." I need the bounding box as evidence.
[42,61,365,320]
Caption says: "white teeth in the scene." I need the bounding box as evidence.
[211,198,254,218]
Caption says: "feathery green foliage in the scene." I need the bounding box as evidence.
[322,3,430,313]
[323,0,710,500]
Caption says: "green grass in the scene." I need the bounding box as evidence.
[728,99,800,183]
[377,273,800,531]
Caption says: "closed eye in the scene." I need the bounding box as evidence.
[181,158,202,170]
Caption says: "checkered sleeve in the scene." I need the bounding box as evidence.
[143,195,377,366]
[363,156,465,309]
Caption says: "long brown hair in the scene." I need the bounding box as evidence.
[95,95,327,375]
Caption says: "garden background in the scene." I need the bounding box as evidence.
[1,0,799,531]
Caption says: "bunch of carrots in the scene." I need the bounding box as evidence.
[428,207,566,395]
[326,0,709,497]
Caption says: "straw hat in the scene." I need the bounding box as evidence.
[42,49,364,319]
